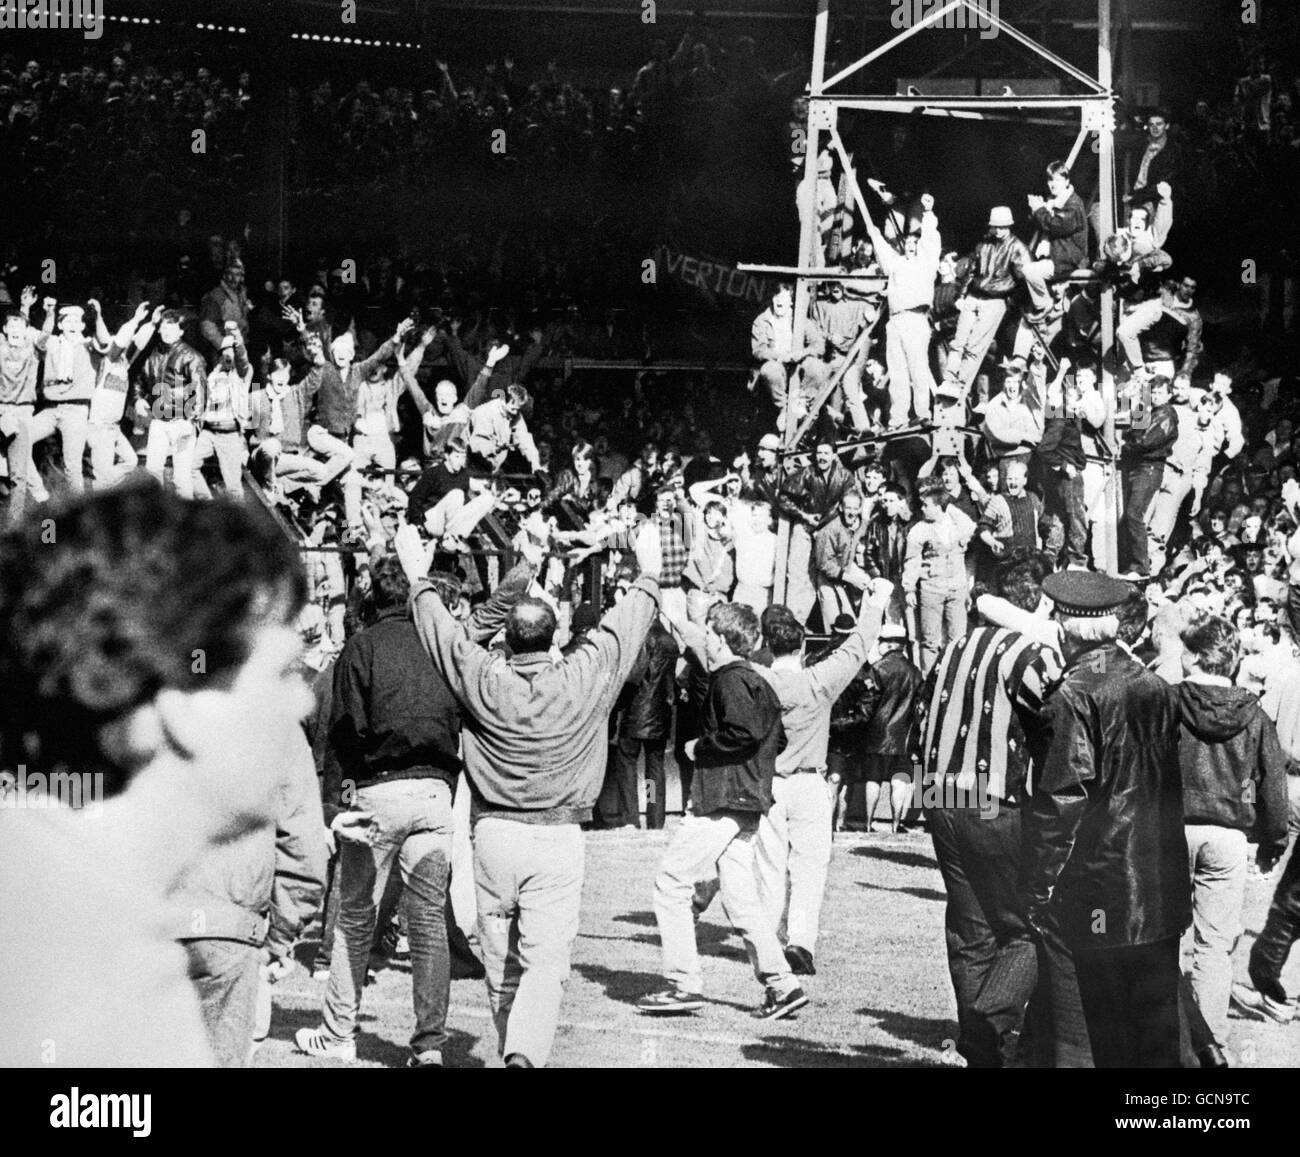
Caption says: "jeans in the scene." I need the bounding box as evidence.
[928,804,1038,1067]
[184,939,261,1068]
[0,402,34,520]
[758,358,830,438]
[817,583,858,632]
[884,311,935,426]
[145,417,198,499]
[653,810,797,999]
[1121,463,1164,576]
[1146,467,1193,573]
[1073,937,1182,1068]
[1046,469,1088,567]
[31,402,90,493]
[421,488,497,540]
[944,296,1007,402]
[474,817,584,1067]
[755,772,834,955]
[609,734,667,829]
[1248,837,1300,1004]
[917,585,967,676]
[1184,824,1248,1048]
[322,778,453,1056]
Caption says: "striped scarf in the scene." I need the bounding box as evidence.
[916,626,1062,802]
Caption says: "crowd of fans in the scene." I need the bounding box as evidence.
[2,25,1300,1076]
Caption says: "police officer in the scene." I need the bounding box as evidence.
[1023,571,1190,1068]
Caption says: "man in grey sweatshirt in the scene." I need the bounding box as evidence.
[394,524,662,1067]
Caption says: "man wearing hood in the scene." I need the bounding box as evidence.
[1176,615,1290,1051]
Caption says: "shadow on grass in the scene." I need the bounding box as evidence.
[856,1004,957,1060]
[858,881,947,904]
[268,1002,485,1068]
[571,961,755,1015]
[739,1036,912,1068]
[849,845,939,871]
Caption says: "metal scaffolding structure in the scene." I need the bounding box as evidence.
[761,0,1122,603]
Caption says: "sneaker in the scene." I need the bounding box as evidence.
[1230,981,1294,1024]
[637,988,705,1016]
[754,987,809,1020]
[407,1049,444,1068]
[784,945,816,976]
[294,1027,357,1061]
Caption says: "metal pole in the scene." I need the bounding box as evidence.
[1098,0,1119,575]
[774,0,830,606]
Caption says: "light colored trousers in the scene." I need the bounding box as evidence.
[423,488,497,540]
[307,424,361,526]
[733,581,772,613]
[87,423,138,487]
[1184,823,1248,1048]
[352,428,396,475]
[474,817,584,1067]
[945,297,1007,401]
[916,585,968,675]
[31,402,90,493]
[0,403,35,519]
[192,429,246,498]
[1116,298,1175,371]
[885,311,935,427]
[145,417,197,499]
[1147,467,1193,572]
[785,524,816,626]
[652,810,797,998]
[817,582,858,631]
[755,772,834,954]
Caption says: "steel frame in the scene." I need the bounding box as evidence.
[767,0,1121,601]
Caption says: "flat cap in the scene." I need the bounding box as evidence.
[1042,570,1134,618]
[830,613,857,636]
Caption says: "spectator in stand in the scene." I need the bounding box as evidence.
[468,383,542,475]
[1025,160,1089,296]
[939,207,1042,405]
[750,283,829,436]
[812,276,875,432]
[138,309,208,501]
[200,256,250,359]
[812,488,871,629]
[862,193,941,429]
[1,288,48,518]
[87,300,153,489]
[192,323,252,500]
[1117,276,1204,379]
[904,478,975,674]
[1127,108,1183,206]
[32,300,96,495]
[1119,373,1178,580]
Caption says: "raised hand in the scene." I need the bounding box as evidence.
[20,285,37,310]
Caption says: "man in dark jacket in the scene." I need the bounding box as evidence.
[607,617,679,829]
[1175,616,1290,1050]
[940,205,1042,404]
[858,623,922,834]
[297,553,533,1068]
[1024,570,1190,1068]
[1119,373,1178,579]
[640,602,805,1019]
[1027,162,1090,280]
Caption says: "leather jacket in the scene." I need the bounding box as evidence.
[968,233,1032,299]
[860,649,923,756]
[1024,644,1190,948]
[141,340,207,421]
[617,619,680,743]
[864,512,912,583]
